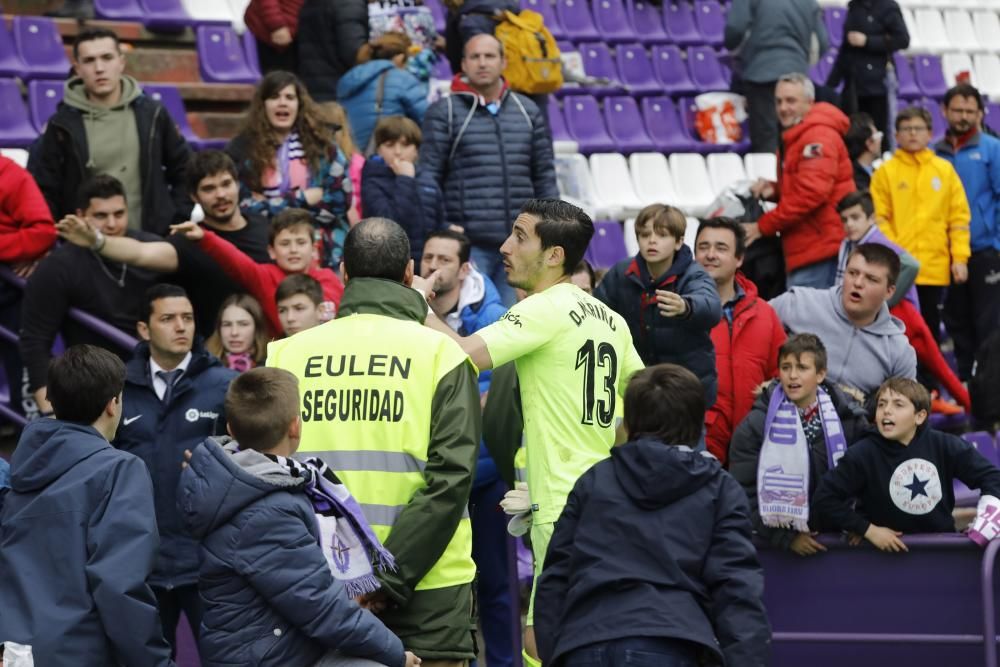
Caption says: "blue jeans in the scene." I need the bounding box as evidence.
[562,637,700,667]
[787,257,837,289]
[470,244,517,307]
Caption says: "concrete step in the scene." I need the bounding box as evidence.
[191,110,245,141]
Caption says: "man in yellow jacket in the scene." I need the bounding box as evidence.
[871,106,971,339]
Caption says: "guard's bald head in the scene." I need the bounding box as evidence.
[342,217,412,283]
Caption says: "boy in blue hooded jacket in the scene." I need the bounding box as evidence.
[179,367,419,667]
[534,364,771,666]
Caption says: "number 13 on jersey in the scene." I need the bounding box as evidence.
[576,339,618,428]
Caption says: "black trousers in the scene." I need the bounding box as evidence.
[858,94,890,153]
[744,80,780,154]
[154,584,202,657]
[256,39,298,75]
[944,249,1000,379]
[917,285,945,345]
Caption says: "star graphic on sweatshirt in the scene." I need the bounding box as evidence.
[904,473,930,501]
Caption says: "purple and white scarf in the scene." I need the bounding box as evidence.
[757,384,848,531]
[272,454,397,597]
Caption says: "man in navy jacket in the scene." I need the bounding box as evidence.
[113,284,236,653]
[0,345,173,666]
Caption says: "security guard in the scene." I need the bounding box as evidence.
[268,218,480,667]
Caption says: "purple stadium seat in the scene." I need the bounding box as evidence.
[241,30,262,80]
[585,220,629,269]
[987,101,1000,128]
[694,0,725,47]
[616,43,660,96]
[0,78,39,148]
[913,96,946,143]
[641,96,699,153]
[664,2,703,46]
[894,53,921,99]
[652,44,697,95]
[196,26,258,84]
[562,94,617,153]
[432,55,452,80]
[914,54,947,99]
[810,49,836,86]
[592,0,634,44]
[12,16,70,80]
[825,7,846,49]
[94,0,144,21]
[687,45,730,91]
[556,0,600,43]
[954,431,996,506]
[0,21,25,78]
[425,0,447,35]
[627,0,669,43]
[27,79,63,133]
[143,83,225,150]
[522,0,565,40]
[139,0,195,31]
[604,95,655,153]
[577,41,625,96]
[547,100,572,142]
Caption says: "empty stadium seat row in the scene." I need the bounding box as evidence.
[556,150,776,222]
[0,78,224,150]
[551,94,748,156]
[901,7,1000,54]
[94,0,250,32]
[558,42,731,98]
[518,0,726,47]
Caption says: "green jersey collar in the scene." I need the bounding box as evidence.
[337,277,428,324]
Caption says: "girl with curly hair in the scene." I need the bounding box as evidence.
[226,70,352,268]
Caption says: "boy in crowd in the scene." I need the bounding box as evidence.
[836,191,919,309]
[172,209,342,336]
[361,116,443,262]
[595,204,721,404]
[276,274,326,337]
[179,368,419,667]
[729,334,869,556]
[813,378,1000,552]
[534,364,770,667]
[0,345,173,665]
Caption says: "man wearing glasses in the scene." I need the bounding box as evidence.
[871,106,971,342]
[934,84,1000,382]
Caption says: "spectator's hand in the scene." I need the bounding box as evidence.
[656,290,688,318]
[846,532,864,546]
[847,31,868,47]
[864,524,908,552]
[181,449,192,470]
[789,532,827,557]
[169,221,205,241]
[750,178,775,199]
[448,224,464,233]
[33,387,53,416]
[303,187,324,207]
[56,214,98,248]
[390,159,416,178]
[271,27,292,46]
[357,589,390,614]
[742,222,762,247]
[11,260,40,279]
[411,271,439,301]
[952,262,969,284]
[405,651,422,667]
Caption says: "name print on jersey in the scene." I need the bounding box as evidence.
[300,354,411,423]
[568,297,617,332]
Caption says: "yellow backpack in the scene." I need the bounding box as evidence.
[495,9,564,95]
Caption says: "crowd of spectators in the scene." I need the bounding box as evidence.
[4,4,1000,666]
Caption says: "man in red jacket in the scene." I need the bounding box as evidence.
[744,73,855,289]
[695,217,786,465]
[0,154,57,420]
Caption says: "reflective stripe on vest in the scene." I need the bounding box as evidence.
[269,313,476,591]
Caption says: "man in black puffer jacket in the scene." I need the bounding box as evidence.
[296,0,369,102]
[420,33,559,305]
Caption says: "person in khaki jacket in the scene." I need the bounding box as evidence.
[870,106,971,340]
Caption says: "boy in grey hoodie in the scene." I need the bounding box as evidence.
[770,243,916,397]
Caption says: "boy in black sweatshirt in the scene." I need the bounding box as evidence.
[813,377,1000,552]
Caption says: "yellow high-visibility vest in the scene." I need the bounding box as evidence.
[268,313,475,591]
